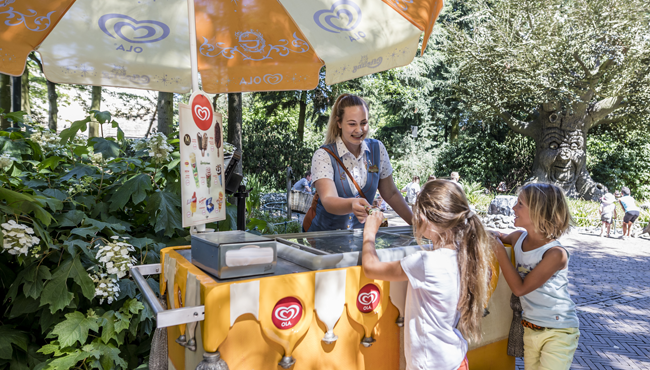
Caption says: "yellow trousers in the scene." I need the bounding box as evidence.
[523,327,580,370]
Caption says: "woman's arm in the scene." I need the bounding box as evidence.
[378,175,413,225]
[362,211,408,281]
[492,238,567,297]
[314,178,370,222]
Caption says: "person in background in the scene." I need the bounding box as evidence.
[618,186,640,240]
[450,172,460,182]
[292,171,312,193]
[401,176,421,205]
[428,175,437,182]
[599,193,616,238]
[493,183,579,370]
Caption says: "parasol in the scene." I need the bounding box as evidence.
[0,0,443,94]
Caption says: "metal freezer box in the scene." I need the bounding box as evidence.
[191,231,277,279]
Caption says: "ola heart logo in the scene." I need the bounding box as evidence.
[191,94,213,131]
[272,297,303,330]
[356,284,380,313]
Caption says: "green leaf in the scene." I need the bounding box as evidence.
[63,239,94,260]
[72,145,90,157]
[40,255,95,312]
[55,210,85,227]
[59,118,90,145]
[122,298,144,315]
[145,191,182,237]
[117,279,136,300]
[9,296,41,318]
[41,189,67,202]
[109,174,152,211]
[0,188,55,226]
[34,195,63,213]
[90,137,121,158]
[91,110,112,124]
[50,311,99,348]
[83,218,127,234]
[0,326,29,360]
[111,121,125,142]
[42,349,88,370]
[69,225,100,238]
[60,164,97,182]
[99,312,116,345]
[91,341,126,370]
[38,157,63,171]
[23,265,52,299]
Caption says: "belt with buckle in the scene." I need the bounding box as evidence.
[521,319,546,331]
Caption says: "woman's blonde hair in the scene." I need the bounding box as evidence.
[517,183,572,239]
[413,179,493,344]
[324,94,369,144]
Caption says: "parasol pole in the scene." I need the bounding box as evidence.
[187,0,206,233]
[187,0,200,93]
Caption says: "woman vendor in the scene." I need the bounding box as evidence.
[304,94,413,232]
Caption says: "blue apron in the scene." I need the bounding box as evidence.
[308,139,381,231]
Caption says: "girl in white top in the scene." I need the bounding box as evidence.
[362,179,494,370]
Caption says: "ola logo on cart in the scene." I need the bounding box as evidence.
[191,93,213,131]
[356,284,380,313]
[272,297,303,330]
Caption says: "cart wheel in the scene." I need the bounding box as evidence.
[196,351,229,370]
[185,338,197,351]
[278,356,296,369]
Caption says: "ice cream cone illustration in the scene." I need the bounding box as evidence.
[214,121,222,157]
[216,164,222,187]
[189,153,200,188]
[196,132,203,156]
[202,133,208,157]
[206,167,212,189]
[190,192,197,216]
[217,192,224,212]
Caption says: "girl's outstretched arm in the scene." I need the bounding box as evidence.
[362,211,408,281]
[492,238,567,297]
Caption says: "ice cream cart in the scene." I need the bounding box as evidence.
[131,226,516,370]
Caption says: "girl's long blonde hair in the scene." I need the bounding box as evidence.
[413,180,493,343]
[324,94,369,144]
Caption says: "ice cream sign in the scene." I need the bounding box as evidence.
[356,284,380,313]
[179,91,226,227]
[272,297,303,330]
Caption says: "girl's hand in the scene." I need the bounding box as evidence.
[364,210,385,236]
[351,198,371,223]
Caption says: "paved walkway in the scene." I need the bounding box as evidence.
[384,211,650,369]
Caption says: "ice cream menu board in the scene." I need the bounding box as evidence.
[179,91,226,227]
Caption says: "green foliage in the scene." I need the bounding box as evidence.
[0,114,187,369]
[586,130,650,200]
[435,125,535,190]
[389,134,439,190]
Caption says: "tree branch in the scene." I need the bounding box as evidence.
[573,52,592,78]
[587,96,624,129]
[28,52,44,73]
[496,109,537,138]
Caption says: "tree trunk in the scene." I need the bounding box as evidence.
[21,67,30,115]
[297,91,307,143]
[46,80,58,131]
[524,108,606,201]
[450,117,459,143]
[89,86,102,137]
[157,92,174,135]
[0,74,10,129]
[11,76,21,114]
[227,92,243,175]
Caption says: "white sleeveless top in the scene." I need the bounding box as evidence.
[514,232,579,328]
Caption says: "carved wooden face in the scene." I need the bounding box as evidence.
[538,128,585,189]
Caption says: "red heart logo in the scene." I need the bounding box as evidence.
[191,94,213,131]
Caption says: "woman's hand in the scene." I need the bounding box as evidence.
[351,197,371,223]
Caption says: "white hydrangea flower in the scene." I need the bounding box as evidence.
[1,220,41,257]
[91,272,121,304]
[132,133,174,165]
[90,152,105,166]
[30,129,60,151]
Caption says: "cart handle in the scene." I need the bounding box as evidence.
[130,264,205,328]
